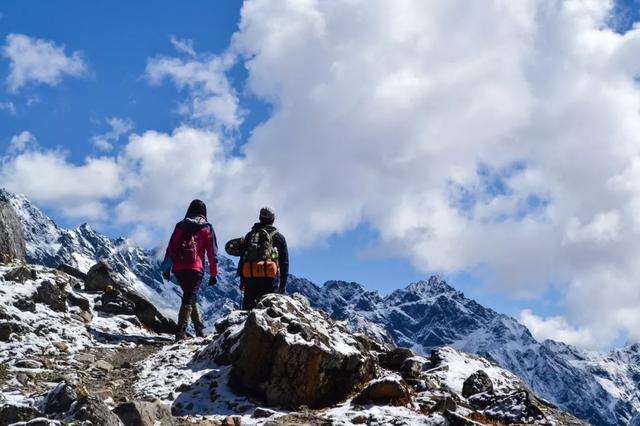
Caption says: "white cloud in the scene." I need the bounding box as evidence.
[169,35,196,57]
[144,46,241,131]
[520,309,597,348]
[0,101,15,115]
[8,131,36,152]
[6,0,640,349]
[0,148,122,220]
[2,33,88,93]
[91,117,134,151]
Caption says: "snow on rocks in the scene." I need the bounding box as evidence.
[198,293,377,409]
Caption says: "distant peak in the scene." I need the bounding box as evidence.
[406,276,457,294]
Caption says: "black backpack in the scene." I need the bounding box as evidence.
[243,228,278,262]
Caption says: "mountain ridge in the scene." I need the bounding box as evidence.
[2,188,640,425]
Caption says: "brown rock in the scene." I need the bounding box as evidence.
[353,376,412,406]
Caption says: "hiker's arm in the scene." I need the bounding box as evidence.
[161,226,179,276]
[276,233,289,291]
[207,225,219,277]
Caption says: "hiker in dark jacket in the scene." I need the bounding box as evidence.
[161,199,218,341]
[238,207,289,310]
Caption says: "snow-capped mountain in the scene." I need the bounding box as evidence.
[3,188,640,425]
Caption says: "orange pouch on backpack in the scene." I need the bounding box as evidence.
[242,261,278,278]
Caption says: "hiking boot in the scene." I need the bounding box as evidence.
[191,303,205,337]
[175,303,192,342]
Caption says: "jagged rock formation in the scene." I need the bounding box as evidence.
[0,188,635,425]
[0,193,25,262]
[199,294,377,408]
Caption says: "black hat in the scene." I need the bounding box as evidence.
[259,207,275,224]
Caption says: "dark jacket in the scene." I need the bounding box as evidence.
[162,215,218,277]
[238,223,289,289]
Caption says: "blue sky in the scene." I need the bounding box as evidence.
[2,1,640,349]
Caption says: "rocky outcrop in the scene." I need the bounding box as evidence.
[114,400,175,426]
[85,261,119,292]
[68,397,121,426]
[462,370,493,397]
[200,294,377,409]
[44,382,77,414]
[352,375,412,405]
[0,196,26,263]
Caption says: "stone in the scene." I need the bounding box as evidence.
[470,390,545,424]
[0,321,26,341]
[352,376,412,406]
[263,413,332,426]
[66,292,91,311]
[5,266,38,283]
[92,359,114,372]
[0,196,26,262]
[68,397,120,426]
[252,407,276,418]
[85,261,119,292]
[96,289,135,315]
[57,264,88,281]
[52,341,68,352]
[221,416,241,426]
[14,359,42,369]
[44,381,78,414]
[79,311,93,323]
[0,404,41,426]
[34,281,67,312]
[13,298,36,312]
[75,353,96,363]
[378,347,415,371]
[113,399,175,426]
[199,294,376,409]
[400,356,429,380]
[433,396,458,413]
[462,370,493,398]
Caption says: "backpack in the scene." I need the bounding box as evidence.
[174,230,198,264]
[241,228,279,278]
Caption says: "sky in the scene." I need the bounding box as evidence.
[1,0,640,351]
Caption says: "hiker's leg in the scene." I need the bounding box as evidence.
[242,281,258,310]
[191,303,204,337]
[176,294,193,342]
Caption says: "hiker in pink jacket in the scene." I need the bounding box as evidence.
[161,199,218,341]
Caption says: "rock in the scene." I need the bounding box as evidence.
[92,359,114,372]
[79,311,93,323]
[221,416,241,426]
[13,298,36,312]
[16,372,30,385]
[0,196,26,263]
[75,353,96,363]
[14,359,42,369]
[69,397,120,426]
[433,396,458,413]
[352,376,412,405]
[462,370,493,398]
[44,382,78,414]
[470,390,545,424]
[85,261,119,292]
[252,407,276,418]
[96,289,135,315]
[443,410,483,426]
[378,347,414,371]
[400,356,428,380]
[0,404,41,426]
[23,418,63,426]
[114,399,175,426]
[52,341,68,352]
[5,266,38,283]
[0,321,26,341]
[66,292,91,311]
[263,413,332,426]
[57,264,88,281]
[200,294,376,409]
[34,281,67,312]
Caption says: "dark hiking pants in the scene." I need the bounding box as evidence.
[242,279,277,310]
[174,269,204,331]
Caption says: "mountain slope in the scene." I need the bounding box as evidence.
[2,189,639,425]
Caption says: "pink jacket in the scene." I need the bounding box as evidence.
[164,215,218,277]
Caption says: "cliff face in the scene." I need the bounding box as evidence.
[0,193,26,262]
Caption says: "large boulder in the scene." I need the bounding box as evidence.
[34,281,68,312]
[462,370,493,398]
[44,382,77,414]
[84,261,119,292]
[0,196,26,263]
[85,261,176,334]
[114,400,175,426]
[199,294,377,409]
[68,397,120,426]
[0,404,41,426]
[353,375,412,406]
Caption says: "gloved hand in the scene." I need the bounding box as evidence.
[209,276,217,286]
[162,271,170,281]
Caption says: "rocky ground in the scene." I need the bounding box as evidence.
[0,260,590,425]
